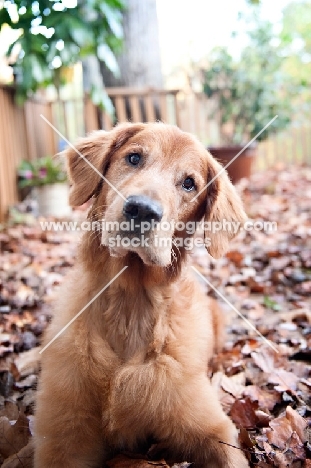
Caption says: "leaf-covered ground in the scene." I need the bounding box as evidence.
[0,166,310,467]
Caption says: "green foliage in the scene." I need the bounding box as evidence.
[281,0,311,54]
[280,1,311,101]
[263,296,281,311]
[0,0,125,104]
[18,156,67,187]
[202,16,296,144]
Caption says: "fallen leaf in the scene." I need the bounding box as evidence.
[0,413,31,459]
[285,406,307,443]
[107,455,169,468]
[0,402,19,421]
[1,440,33,468]
[226,250,244,266]
[220,372,245,398]
[266,414,293,450]
[255,410,271,427]
[229,398,259,430]
[268,369,299,392]
[243,385,281,411]
[14,348,40,378]
[251,348,276,374]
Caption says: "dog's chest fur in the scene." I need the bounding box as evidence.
[102,284,172,362]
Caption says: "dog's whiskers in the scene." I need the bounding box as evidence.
[90,203,109,213]
[88,205,109,221]
[172,237,181,258]
[87,228,102,247]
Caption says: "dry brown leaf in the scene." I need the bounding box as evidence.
[0,413,31,459]
[241,338,260,355]
[266,405,307,461]
[251,348,276,374]
[266,414,293,450]
[238,426,255,450]
[14,348,41,378]
[248,277,266,293]
[229,398,259,430]
[0,402,19,421]
[255,410,271,427]
[1,440,33,468]
[226,250,244,266]
[287,431,306,460]
[243,385,281,411]
[220,372,245,398]
[285,406,307,443]
[268,369,299,392]
[107,455,169,468]
[256,462,273,468]
[273,451,294,468]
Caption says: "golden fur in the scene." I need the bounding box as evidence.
[34,123,249,467]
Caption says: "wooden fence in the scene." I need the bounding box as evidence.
[177,91,311,169]
[0,84,310,221]
[0,86,180,221]
[255,127,311,170]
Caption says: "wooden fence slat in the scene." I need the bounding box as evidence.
[84,97,99,133]
[301,126,308,164]
[1,91,16,213]
[115,96,127,122]
[102,112,113,131]
[0,91,10,220]
[62,100,69,140]
[106,87,180,96]
[24,102,37,160]
[145,94,156,122]
[46,102,58,154]
[176,94,186,132]
[159,94,167,123]
[129,95,142,122]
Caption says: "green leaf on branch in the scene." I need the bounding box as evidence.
[0,0,124,104]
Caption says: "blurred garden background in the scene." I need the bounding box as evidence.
[0,1,311,467]
[0,0,311,219]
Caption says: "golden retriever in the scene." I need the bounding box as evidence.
[34,123,249,467]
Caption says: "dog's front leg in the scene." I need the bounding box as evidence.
[34,353,107,468]
[152,375,249,468]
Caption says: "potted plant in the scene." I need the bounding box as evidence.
[18,156,71,217]
[201,18,293,183]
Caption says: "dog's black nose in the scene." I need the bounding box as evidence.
[123,196,163,223]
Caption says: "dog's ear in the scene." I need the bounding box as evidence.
[65,123,145,206]
[204,153,247,259]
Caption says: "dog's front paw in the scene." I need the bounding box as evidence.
[225,447,249,468]
[220,429,250,468]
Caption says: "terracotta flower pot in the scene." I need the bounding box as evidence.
[208,144,257,184]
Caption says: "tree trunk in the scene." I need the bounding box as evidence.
[101,0,163,88]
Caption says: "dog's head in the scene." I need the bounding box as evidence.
[65,122,246,266]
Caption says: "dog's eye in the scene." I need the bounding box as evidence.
[182,177,196,191]
[127,153,141,166]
